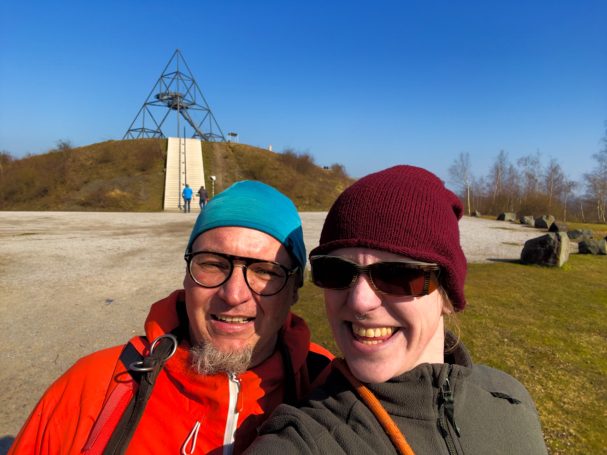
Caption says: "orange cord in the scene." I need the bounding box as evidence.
[334,359,416,455]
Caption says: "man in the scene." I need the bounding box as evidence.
[10,181,332,454]
[198,185,209,210]
[182,183,193,213]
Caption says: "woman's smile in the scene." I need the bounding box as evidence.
[350,323,398,345]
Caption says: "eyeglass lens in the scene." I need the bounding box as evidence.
[188,252,289,296]
[310,256,437,296]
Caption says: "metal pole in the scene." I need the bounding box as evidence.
[176,138,181,211]
[177,85,182,211]
[183,127,187,185]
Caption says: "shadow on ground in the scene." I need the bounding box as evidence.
[487,258,522,264]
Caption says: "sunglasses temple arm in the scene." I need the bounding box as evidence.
[422,272,431,295]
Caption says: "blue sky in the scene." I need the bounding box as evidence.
[1,1,606,187]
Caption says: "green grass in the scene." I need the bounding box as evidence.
[293,255,607,454]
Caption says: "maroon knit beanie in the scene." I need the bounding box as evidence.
[310,165,467,310]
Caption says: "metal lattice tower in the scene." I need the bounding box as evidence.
[124,49,226,141]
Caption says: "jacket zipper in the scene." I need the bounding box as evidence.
[222,373,241,455]
[438,365,461,455]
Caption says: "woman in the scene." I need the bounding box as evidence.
[247,165,547,454]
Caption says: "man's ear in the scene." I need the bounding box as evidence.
[290,285,300,306]
[290,269,305,305]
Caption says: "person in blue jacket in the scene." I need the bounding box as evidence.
[182,184,193,213]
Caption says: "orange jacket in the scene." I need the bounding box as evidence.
[10,290,333,454]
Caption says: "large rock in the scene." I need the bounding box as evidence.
[534,215,555,229]
[497,212,516,222]
[567,229,593,241]
[520,232,570,267]
[548,221,568,233]
[578,239,607,255]
[520,215,535,226]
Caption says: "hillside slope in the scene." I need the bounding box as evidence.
[0,139,353,211]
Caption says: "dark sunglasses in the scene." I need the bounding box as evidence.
[309,255,440,296]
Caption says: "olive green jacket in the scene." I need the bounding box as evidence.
[247,340,547,454]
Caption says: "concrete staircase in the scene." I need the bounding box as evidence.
[163,138,206,211]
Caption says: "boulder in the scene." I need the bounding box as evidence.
[520,232,570,267]
[578,239,606,255]
[567,229,593,241]
[548,221,568,233]
[471,210,481,217]
[520,216,535,226]
[497,212,516,222]
[534,215,555,229]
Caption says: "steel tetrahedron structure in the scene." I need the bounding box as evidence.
[124,49,226,141]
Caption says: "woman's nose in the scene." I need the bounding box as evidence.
[345,273,383,315]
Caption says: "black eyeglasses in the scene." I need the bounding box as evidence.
[309,255,439,296]
[184,251,299,296]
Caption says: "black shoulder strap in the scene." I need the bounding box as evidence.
[103,338,175,455]
[306,350,331,384]
[118,341,145,383]
[116,297,189,385]
[278,336,298,405]
[103,298,188,454]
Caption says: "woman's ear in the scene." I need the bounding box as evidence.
[439,287,454,315]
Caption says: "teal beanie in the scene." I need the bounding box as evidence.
[186,180,306,269]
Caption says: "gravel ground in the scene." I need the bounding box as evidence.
[0,211,543,447]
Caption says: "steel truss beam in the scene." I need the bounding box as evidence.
[124,49,226,141]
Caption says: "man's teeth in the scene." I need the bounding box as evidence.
[216,315,251,323]
[352,324,394,339]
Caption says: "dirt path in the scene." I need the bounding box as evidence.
[0,211,542,448]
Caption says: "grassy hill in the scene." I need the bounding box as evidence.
[0,139,353,211]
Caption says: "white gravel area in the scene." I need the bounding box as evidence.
[0,211,543,442]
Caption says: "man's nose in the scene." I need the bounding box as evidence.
[218,264,252,305]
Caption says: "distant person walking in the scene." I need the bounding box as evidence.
[182,184,193,213]
[197,185,209,210]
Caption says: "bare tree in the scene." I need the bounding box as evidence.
[561,179,577,222]
[471,176,486,214]
[488,150,509,212]
[55,139,73,152]
[503,163,521,211]
[544,158,565,213]
[585,170,607,223]
[448,152,473,215]
[517,152,542,203]
[584,132,607,223]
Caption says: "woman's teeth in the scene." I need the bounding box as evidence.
[352,324,394,344]
[215,315,252,323]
